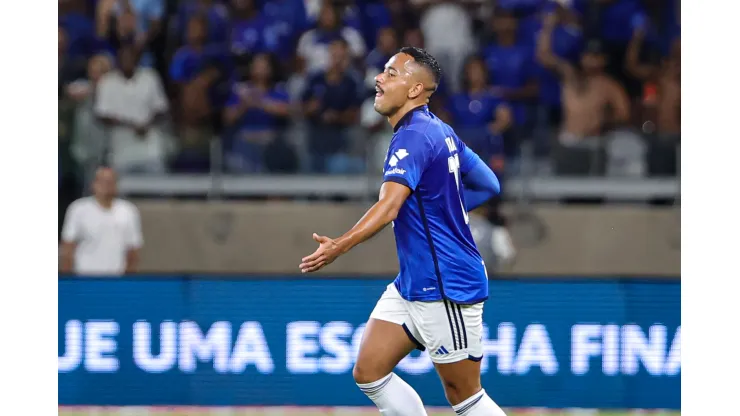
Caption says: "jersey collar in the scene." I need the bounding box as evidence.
[393,105,429,133]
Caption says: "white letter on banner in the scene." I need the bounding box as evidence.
[85,321,120,372]
[319,322,354,374]
[178,321,231,373]
[230,322,274,374]
[514,324,558,375]
[621,324,666,376]
[286,321,320,374]
[480,323,516,375]
[58,320,83,373]
[664,326,681,376]
[602,324,620,376]
[571,324,602,375]
[133,321,177,373]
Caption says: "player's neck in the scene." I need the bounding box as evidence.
[388,102,427,131]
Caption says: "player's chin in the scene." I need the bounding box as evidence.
[373,99,391,116]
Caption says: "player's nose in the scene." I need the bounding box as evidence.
[375,72,385,83]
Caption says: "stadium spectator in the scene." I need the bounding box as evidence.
[61,167,143,276]
[223,53,292,173]
[629,35,680,176]
[414,0,476,93]
[481,8,539,159]
[95,46,171,174]
[355,0,393,51]
[99,0,164,67]
[537,13,633,176]
[261,0,311,62]
[67,54,115,189]
[531,2,584,170]
[175,0,231,45]
[441,54,516,264]
[230,0,277,59]
[169,15,229,172]
[364,27,399,90]
[301,39,363,174]
[296,1,366,75]
[59,26,85,99]
[59,0,98,60]
[441,55,512,169]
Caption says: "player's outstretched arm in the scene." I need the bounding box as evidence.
[459,147,501,211]
[299,182,411,273]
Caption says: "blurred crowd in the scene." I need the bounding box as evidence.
[58,0,681,187]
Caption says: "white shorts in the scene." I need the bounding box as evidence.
[369,283,484,364]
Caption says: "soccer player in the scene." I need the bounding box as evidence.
[299,47,505,416]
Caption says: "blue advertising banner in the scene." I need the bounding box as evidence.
[58,277,680,409]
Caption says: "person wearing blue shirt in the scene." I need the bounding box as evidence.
[261,0,310,61]
[223,53,291,172]
[301,39,363,174]
[230,0,278,58]
[299,47,504,416]
[481,9,539,158]
[444,55,512,164]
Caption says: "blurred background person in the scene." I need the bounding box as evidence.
[537,12,631,176]
[67,54,115,191]
[481,8,540,166]
[440,54,516,265]
[95,46,171,174]
[223,53,294,173]
[169,15,229,172]
[301,38,363,174]
[296,1,366,75]
[60,167,143,276]
[413,0,476,93]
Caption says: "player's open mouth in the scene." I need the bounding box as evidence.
[375,85,384,97]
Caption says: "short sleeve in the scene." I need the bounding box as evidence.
[382,130,432,191]
[125,205,144,249]
[61,202,82,243]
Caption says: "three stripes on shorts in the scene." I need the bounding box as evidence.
[443,300,468,351]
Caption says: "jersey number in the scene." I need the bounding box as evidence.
[446,137,469,225]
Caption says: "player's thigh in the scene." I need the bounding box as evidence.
[354,284,420,384]
[410,300,485,405]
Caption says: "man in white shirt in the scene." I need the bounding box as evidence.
[95,46,170,173]
[61,167,143,276]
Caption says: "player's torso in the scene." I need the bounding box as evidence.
[387,112,488,304]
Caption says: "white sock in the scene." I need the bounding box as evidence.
[452,389,506,416]
[357,372,428,416]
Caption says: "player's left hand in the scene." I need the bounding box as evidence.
[300,233,341,273]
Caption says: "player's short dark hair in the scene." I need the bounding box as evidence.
[399,46,442,87]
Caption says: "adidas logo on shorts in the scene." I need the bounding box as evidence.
[434,346,449,356]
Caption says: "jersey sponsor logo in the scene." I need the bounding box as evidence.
[384,167,406,176]
[422,286,436,292]
[388,149,409,167]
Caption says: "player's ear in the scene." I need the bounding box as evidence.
[407,82,424,100]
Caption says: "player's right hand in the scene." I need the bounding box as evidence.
[299,233,341,273]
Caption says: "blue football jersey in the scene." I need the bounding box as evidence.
[383,105,489,304]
